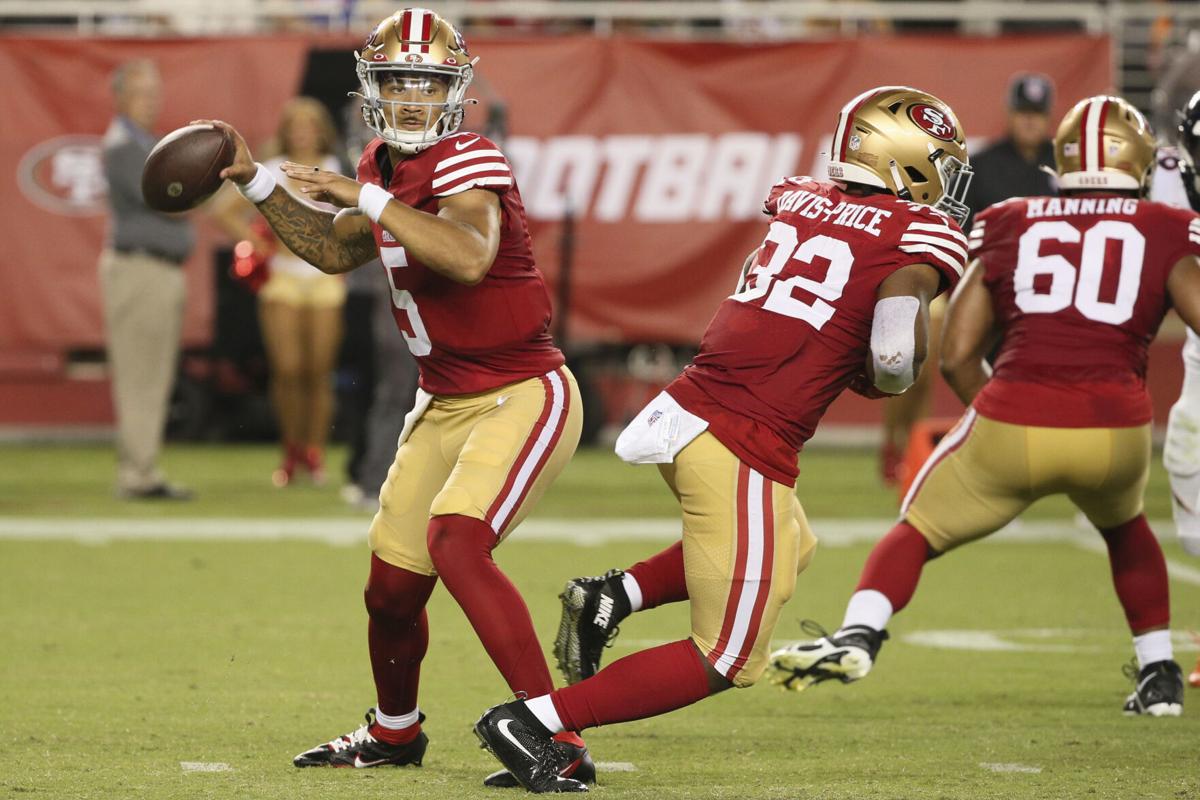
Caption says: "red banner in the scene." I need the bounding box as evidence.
[1,34,1111,352]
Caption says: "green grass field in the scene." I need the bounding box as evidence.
[2,444,1198,799]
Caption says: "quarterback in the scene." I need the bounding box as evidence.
[768,96,1200,717]
[472,86,972,790]
[204,8,592,788]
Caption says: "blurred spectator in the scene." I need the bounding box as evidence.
[211,98,347,486]
[99,59,194,500]
[341,270,420,513]
[1153,28,1200,137]
[964,73,1057,227]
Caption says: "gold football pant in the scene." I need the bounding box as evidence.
[903,408,1151,551]
[659,432,818,688]
[369,367,582,575]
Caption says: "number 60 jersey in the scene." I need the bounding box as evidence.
[666,176,966,486]
[968,195,1200,429]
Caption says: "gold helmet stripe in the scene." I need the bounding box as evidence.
[833,87,885,162]
[1080,96,1109,173]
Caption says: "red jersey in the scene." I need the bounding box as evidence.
[969,195,1200,428]
[356,132,563,396]
[667,177,966,485]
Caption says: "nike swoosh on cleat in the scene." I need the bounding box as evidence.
[498,719,536,760]
[353,755,391,768]
[455,137,479,150]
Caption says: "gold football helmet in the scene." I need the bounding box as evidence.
[827,86,972,224]
[1054,95,1156,195]
[354,7,476,154]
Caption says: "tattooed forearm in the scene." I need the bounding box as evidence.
[257,189,375,273]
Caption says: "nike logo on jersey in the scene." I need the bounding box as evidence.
[592,595,614,628]
[497,719,535,760]
[455,137,480,151]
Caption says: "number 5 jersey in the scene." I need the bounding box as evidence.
[356,132,564,396]
[968,195,1200,429]
[666,176,966,486]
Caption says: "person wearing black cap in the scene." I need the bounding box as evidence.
[964,73,1057,228]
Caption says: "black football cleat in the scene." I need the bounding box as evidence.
[482,733,596,788]
[554,569,631,685]
[1122,659,1184,717]
[292,709,428,768]
[474,703,588,793]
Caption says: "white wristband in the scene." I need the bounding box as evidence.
[358,183,392,224]
[236,162,276,204]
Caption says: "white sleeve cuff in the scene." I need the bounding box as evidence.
[236,162,276,204]
[358,183,392,224]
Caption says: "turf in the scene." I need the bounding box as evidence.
[1,444,1197,799]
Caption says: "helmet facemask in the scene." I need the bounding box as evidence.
[929,148,973,224]
[355,63,473,155]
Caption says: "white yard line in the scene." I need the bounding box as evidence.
[180,762,232,773]
[979,763,1042,774]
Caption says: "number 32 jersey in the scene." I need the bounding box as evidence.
[969,195,1200,428]
[666,177,966,486]
[356,133,563,396]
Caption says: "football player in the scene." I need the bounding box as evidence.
[200,9,593,789]
[1156,89,1200,688]
[472,86,972,789]
[767,95,1200,717]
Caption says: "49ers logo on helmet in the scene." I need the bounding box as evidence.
[907,103,957,142]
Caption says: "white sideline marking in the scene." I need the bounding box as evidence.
[1,518,1197,586]
[180,762,232,773]
[0,517,1170,545]
[596,762,638,772]
[901,628,1199,654]
[979,762,1042,774]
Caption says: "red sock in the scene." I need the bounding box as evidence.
[364,554,437,721]
[428,514,555,698]
[1099,514,1170,633]
[549,640,711,731]
[627,541,688,609]
[856,521,933,614]
[369,718,423,745]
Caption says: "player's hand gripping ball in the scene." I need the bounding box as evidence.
[141,123,236,212]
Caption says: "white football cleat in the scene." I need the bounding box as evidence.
[766,625,888,691]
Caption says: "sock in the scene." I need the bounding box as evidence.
[363,554,437,723]
[370,706,422,745]
[1099,515,1170,633]
[622,573,644,613]
[626,540,688,610]
[427,514,555,698]
[549,640,711,731]
[1132,630,1174,669]
[526,694,565,734]
[841,589,895,632]
[855,521,932,614]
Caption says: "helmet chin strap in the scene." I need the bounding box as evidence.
[888,161,912,200]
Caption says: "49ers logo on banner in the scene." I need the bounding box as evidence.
[907,103,957,142]
[17,134,107,216]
